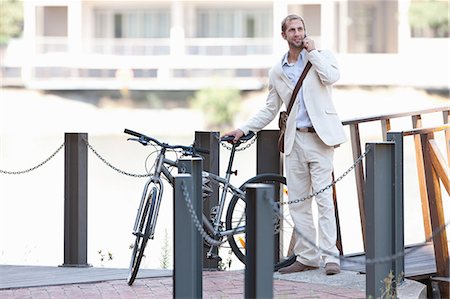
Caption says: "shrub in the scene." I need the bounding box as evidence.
[190,87,241,130]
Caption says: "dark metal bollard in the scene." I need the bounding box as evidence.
[195,131,220,270]
[257,130,283,264]
[256,130,282,175]
[245,183,274,299]
[62,133,89,267]
[174,157,203,299]
[365,142,402,298]
[387,132,405,282]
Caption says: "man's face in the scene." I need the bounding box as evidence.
[281,19,306,49]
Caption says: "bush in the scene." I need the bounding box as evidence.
[190,87,241,130]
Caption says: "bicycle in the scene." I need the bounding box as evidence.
[124,128,295,285]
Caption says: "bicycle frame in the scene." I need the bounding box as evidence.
[133,141,247,248]
[204,172,246,236]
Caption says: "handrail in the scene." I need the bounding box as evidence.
[342,106,448,126]
[400,124,450,137]
[338,106,449,253]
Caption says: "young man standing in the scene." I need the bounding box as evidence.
[224,14,346,275]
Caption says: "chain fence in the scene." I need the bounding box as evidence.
[178,144,450,268]
[1,135,448,270]
[0,142,65,175]
[82,137,152,178]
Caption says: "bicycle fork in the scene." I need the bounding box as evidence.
[132,177,163,240]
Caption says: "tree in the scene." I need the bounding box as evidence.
[409,0,449,37]
[0,0,23,44]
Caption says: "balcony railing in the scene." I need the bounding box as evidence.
[31,37,273,57]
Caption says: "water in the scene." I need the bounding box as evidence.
[1,87,448,270]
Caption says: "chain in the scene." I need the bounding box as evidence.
[220,135,257,152]
[0,142,65,175]
[83,137,151,178]
[280,146,371,206]
[273,196,450,265]
[180,180,224,247]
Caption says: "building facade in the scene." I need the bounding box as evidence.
[1,0,448,90]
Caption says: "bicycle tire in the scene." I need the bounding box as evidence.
[127,187,157,285]
[225,173,296,271]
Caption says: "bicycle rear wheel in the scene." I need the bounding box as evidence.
[225,173,296,271]
[128,187,157,285]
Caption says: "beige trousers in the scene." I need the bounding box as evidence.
[285,131,340,266]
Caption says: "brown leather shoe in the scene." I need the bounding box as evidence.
[278,261,319,274]
[325,262,340,275]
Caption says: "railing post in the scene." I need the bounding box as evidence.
[256,130,284,263]
[173,157,203,298]
[256,130,282,175]
[174,156,203,299]
[411,114,433,240]
[386,132,405,283]
[349,123,367,251]
[195,131,219,270]
[245,183,274,299]
[62,133,89,267]
[365,142,402,298]
[421,132,449,298]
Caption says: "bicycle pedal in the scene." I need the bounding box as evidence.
[206,253,222,261]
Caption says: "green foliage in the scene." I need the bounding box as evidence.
[370,270,404,299]
[160,228,170,269]
[0,0,23,44]
[409,0,449,37]
[217,250,233,271]
[97,249,113,267]
[190,87,241,130]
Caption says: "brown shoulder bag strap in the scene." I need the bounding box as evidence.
[286,61,312,115]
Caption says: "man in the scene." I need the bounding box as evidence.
[224,14,346,275]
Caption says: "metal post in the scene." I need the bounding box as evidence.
[174,157,203,299]
[195,131,220,270]
[62,133,89,267]
[365,142,399,298]
[387,132,405,282]
[256,130,282,175]
[245,183,274,299]
[256,130,283,263]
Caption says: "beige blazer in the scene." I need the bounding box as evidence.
[240,49,347,155]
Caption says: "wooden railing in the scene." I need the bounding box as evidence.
[403,125,449,298]
[338,106,449,296]
[339,106,449,251]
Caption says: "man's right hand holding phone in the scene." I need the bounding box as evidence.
[302,36,315,52]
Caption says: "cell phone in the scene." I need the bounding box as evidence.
[302,35,307,47]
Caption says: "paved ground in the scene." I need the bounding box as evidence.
[1,269,365,299]
[0,265,427,298]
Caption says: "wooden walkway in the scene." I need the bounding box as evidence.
[341,242,447,279]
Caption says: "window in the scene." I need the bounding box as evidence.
[114,14,122,38]
[95,9,170,39]
[41,6,68,37]
[347,1,398,53]
[195,7,272,38]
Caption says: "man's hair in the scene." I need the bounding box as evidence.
[281,14,306,33]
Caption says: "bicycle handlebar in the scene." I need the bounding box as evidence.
[124,129,209,154]
[220,131,255,143]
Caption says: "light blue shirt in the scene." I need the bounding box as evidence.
[281,50,313,128]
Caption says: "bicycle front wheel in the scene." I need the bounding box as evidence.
[128,186,158,285]
[225,173,296,271]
